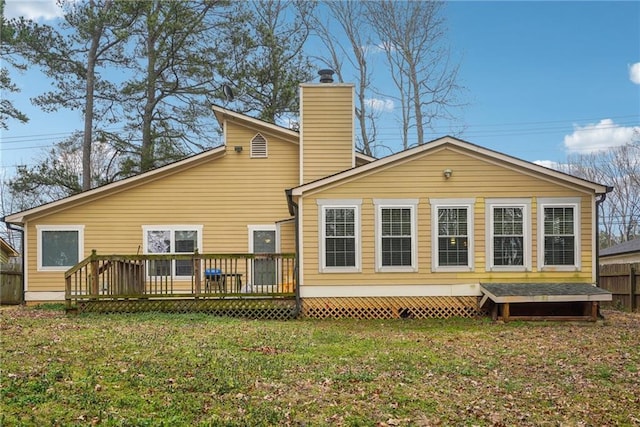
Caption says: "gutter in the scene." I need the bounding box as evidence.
[3,218,25,305]
[285,189,301,318]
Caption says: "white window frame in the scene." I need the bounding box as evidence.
[37,225,85,271]
[142,225,203,279]
[486,198,532,272]
[374,199,418,273]
[537,197,581,271]
[317,199,362,273]
[430,198,475,272]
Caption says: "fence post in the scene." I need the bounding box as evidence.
[631,266,637,312]
[194,249,201,297]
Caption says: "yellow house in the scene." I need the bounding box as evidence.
[3,76,613,319]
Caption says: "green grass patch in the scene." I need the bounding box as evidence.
[1,307,639,426]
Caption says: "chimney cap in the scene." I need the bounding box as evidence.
[318,69,334,83]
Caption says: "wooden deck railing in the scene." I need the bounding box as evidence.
[65,250,296,311]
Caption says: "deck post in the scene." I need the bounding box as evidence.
[194,249,201,297]
[90,249,99,297]
[65,274,71,311]
[502,303,510,322]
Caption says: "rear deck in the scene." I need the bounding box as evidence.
[65,250,298,319]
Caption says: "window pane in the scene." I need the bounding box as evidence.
[381,207,412,267]
[438,236,468,266]
[493,207,524,266]
[42,230,79,267]
[494,236,524,266]
[325,208,356,268]
[147,231,170,253]
[175,230,197,253]
[382,236,411,266]
[543,207,575,265]
[437,208,469,267]
[544,236,575,265]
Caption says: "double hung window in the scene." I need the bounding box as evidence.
[538,198,580,269]
[374,199,418,272]
[143,226,202,278]
[318,200,361,272]
[486,199,531,271]
[431,199,474,272]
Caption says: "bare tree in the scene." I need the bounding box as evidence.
[8,134,125,210]
[565,142,640,247]
[311,1,380,156]
[364,0,463,149]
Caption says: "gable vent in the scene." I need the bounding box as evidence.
[250,133,268,158]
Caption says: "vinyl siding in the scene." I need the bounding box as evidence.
[300,146,596,287]
[300,84,354,184]
[24,122,299,293]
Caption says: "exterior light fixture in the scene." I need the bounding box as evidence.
[234,146,243,153]
[443,168,453,179]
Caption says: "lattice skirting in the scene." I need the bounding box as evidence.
[76,298,297,320]
[301,296,483,319]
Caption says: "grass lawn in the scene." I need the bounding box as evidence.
[1,305,639,426]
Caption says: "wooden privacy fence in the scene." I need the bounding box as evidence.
[0,263,23,305]
[599,263,639,312]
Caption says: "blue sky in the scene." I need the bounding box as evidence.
[1,0,639,177]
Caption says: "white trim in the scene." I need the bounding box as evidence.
[537,197,581,271]
[485,198,532,272]
[430,198,475,272]
[36,225,85,271]
[317,199,362,273]
[373,199,418,272]
[25,291,65,301]
[299,283,481,298]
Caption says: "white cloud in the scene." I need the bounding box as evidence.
[563,119,639,154]
[630,63,640,85]
[4,0,63,21]
[533,160,564,171]
[365,98,394,113]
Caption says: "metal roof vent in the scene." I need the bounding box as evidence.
[318,69,334,83]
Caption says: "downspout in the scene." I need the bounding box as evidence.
[4,219,25,305]
[595,187,612,319]
[285,189,301,318]
[595,188,613,288]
